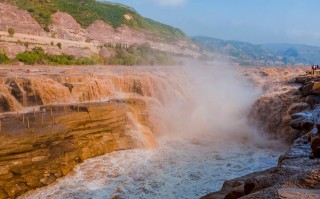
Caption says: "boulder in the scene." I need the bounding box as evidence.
[300,83,313,96]
[290,111,314,131]
[291,112,311,120]
[301,119,315,132]
[225,188,245,199]
[300,81,320,96]
[311,137,320,158]
[290,117,305,130]
[278,188,320,199]
[287,103,310,115]
[305,95,320,107]
[311,82,320,94]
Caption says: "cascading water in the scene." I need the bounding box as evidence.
[20,139,280,199]
[19,63,289,199]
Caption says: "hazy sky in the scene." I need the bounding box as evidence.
[109,0,320,46]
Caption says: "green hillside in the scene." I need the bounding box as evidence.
[0,0,187,39]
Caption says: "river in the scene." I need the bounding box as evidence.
[21,135,281,199]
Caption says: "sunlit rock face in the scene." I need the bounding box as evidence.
[0,100,158,198]
[0,3,46,36]
[0,67,178,198]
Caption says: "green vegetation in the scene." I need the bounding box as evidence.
[7,28,15,37]
[105,43,176,66]
[16,47,99,65]
[0,43,175,66]
[57,42,62,49]
[0,51,10,64]
[0,0,187,39]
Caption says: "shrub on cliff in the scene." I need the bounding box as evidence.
[16,50,41,64]
[105,43,176,66]
[15,47,99,65]
[0,52,10,64]
[57,42,62,49]
[7,28,15,37]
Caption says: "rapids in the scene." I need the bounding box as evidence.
[20,136,281,199]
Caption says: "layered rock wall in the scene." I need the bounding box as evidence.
[0,66,182,198]
[0,67,188,198]
[0,100,154,198]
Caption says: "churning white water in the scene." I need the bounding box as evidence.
[21,63,284,199]
[21,136,281,199]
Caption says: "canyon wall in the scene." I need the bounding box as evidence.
[243,67,308,142]
[0,101,154,198]
[0,66,186,198]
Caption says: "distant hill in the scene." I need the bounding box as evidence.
[262,43,320,64]
[0,0,187,39]
[193,36,320,66]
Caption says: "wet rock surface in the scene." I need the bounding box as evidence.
[247,67,307,143]
[0,101,154,199]
[202,135,320,199]
[201,73,320,199]
[0,66,175,198]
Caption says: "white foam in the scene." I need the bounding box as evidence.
[20,136,281,199]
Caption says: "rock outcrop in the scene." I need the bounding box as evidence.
[201,135,320,199]
[0,100,154,198]
[202,71,320,199]
[243,67,307,142]
[0,3,46,36]
[49,12,86,42]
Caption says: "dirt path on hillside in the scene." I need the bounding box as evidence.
[0,31,99,52]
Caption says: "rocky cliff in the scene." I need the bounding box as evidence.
[0,101,155,198]
[0,66,186,198]
[202,68,320,199]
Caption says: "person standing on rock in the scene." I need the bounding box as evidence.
[312,65,317,75]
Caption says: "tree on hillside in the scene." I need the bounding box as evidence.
[8,28,15,37]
